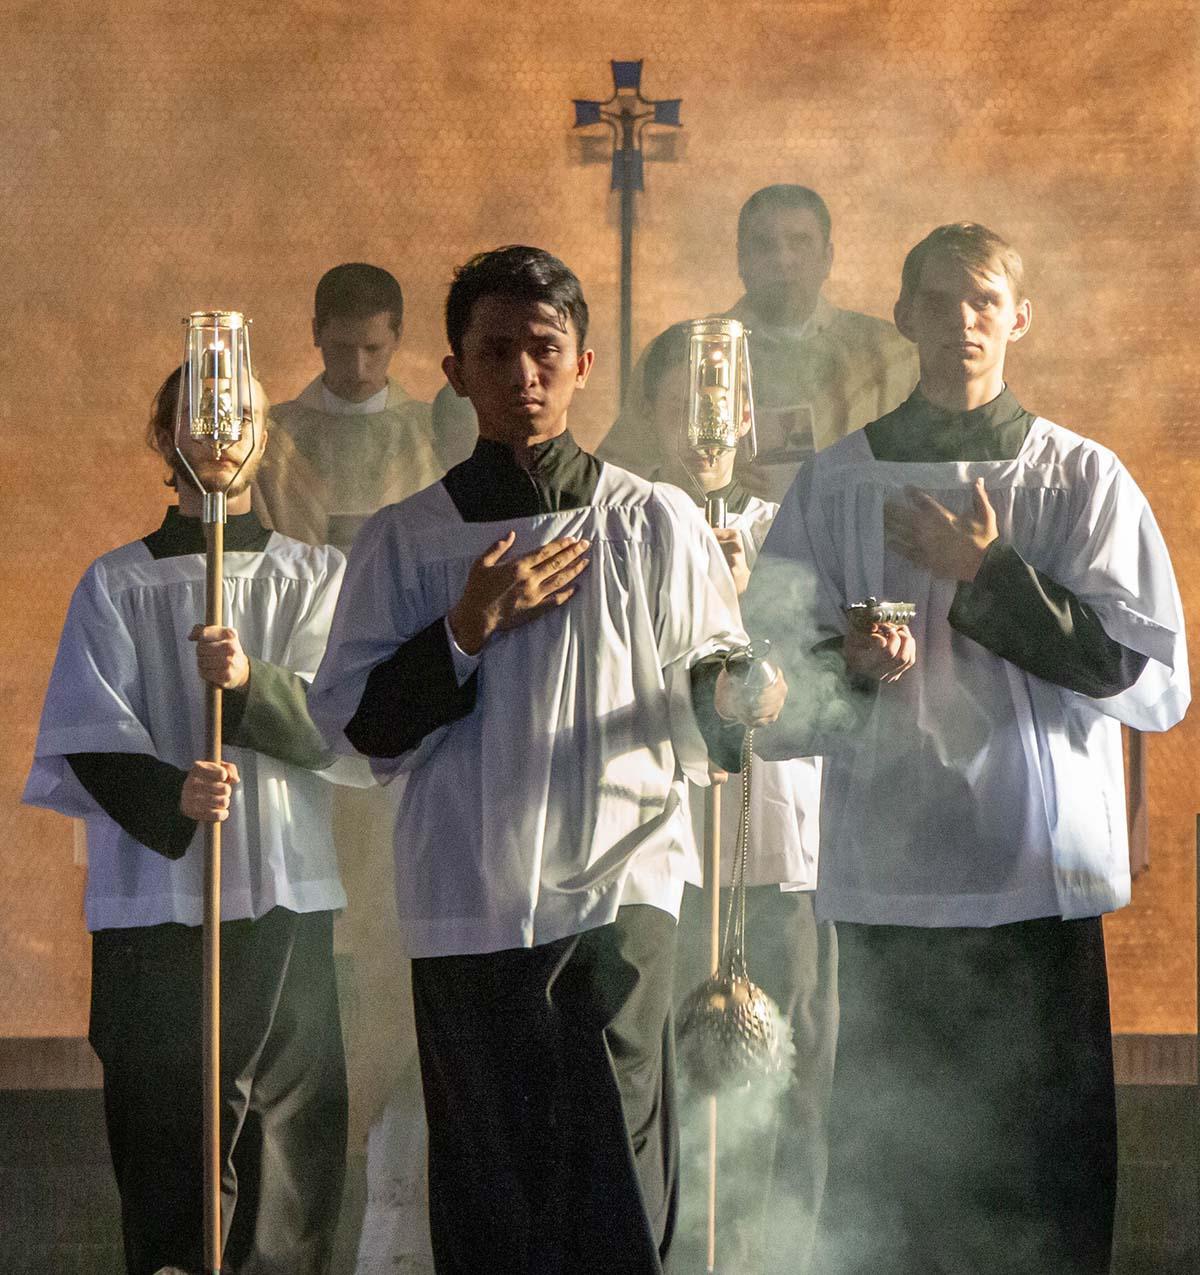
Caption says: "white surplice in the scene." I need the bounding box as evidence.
[23,535,362,930]
[754,418,1189,926]
[309,466,746,958]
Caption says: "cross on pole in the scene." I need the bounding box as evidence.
[573,60,682,403]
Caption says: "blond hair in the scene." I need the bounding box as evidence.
[899,222,1025,308]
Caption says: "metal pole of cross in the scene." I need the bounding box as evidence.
[572,60,682,404]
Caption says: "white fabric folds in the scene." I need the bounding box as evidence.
[310,466,746,958]
[754,419,1189,926]
[24,535,359,930]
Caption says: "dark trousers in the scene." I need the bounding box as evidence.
[674,885,839,1274]
[816,917,1117,1275]
[410,904,679,1275]
[89,907,348,1275]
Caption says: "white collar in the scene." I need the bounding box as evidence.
[319,380,390,416]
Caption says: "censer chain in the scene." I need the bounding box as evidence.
[719,727,754,981]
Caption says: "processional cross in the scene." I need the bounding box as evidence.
[572,60,682,403]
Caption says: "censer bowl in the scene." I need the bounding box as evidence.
[677,970,794,1095]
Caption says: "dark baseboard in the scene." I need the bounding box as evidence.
[4,1032,1195,1089]
[1112,1033,1197,1086]
[0,1068,1194,1274]
[0,1037,101,1090]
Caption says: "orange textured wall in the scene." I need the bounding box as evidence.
[2,0,1196,1036]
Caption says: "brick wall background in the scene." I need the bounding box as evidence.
[2,0,1197,1037]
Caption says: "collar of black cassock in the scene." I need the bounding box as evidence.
[442,429,602,521]
[698,476,755,517]
[865,385,1034,463]
[143,506,272,560]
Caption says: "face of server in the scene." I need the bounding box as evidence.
[442,296,593,447]
[155,377,269,513]
[737,204,833,325]
[313,310,401,402]
[649,359,740,494]
[894,252,1030,397]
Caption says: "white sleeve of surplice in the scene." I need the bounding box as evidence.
[263,545,375,788]
[647,484,748,787]
[737,497,780,569]
[1048,444,1189,731]
[23,562,155,818]
[308,508,445,780]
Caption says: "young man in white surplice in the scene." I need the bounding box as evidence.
[309,246,786,1275]
[746,222,1189,1275]
[24,368,369,1275]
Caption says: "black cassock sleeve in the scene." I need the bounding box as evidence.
[948,542,1148,697]
[66,753,195,860]
[222,656,334,770]
[344,617,479,758]
[689,655,748,773]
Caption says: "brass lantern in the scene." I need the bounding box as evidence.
[174,310,256,524]
[684,317,757,464]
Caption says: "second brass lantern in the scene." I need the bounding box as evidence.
[684,318,758,462]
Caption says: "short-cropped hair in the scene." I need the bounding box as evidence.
[899,223,1026,308]
[314,262,404,333]
[737,185,832,248]
[445,246,589,358]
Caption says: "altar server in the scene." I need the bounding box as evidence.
[24,368,366,1275]
[310,246,785,1275]
[748,222,1189,1274]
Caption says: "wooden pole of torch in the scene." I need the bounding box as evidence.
[703,491,726,1274]
[703,781,720,1274]
[203,515,224,1274]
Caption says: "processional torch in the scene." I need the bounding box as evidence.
[172,311,256,1275]
[673,319,793,1273]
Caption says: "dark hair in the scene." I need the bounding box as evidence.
[314,262,404,334]
[737,185,832,249]
[642,323,693,403]
[898,222,1026,308]
[445,245,589,358]
[147,365,183,488]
